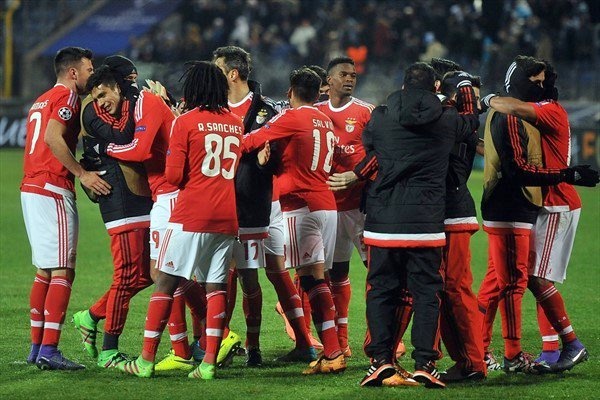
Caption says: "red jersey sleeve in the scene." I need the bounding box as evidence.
[242,109,297,153]
[106,93,165,162]
[165,116,188,187]
[50,90,79,127]
[532,101,567,135]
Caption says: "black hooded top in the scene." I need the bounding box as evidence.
[362,87,479,246]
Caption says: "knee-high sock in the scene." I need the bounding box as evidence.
[242,287,262,349]
[167,283,191,359]
[42,275,73,346]
[184,281,206,341]
[30,274,50,345]
[307,283,341,359]
[530,283,577,345]
[330,276,351,349]
[222,268,237,339]
[536,303,560,351]
[266,269,310,349]
[204,290,227,364]
[142,292,173,362]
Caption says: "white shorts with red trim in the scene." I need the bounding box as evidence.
[529,208,580,283]
[233,238,266,269]
[21,190,78,269]
[149,191,179,260]
[283,207,336,271]
[264,200,285,256]
[157,223,235,284]
[333,208,367,263]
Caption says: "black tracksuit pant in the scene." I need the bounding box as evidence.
[365,245,443,367]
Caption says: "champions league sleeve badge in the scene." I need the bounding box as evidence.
[345,118,357,133]
[256,109,268,125]
[58,107,73,121]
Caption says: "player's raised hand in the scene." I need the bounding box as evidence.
[257,140,270,166]
[79,170,111,196]
[327,170,359,191]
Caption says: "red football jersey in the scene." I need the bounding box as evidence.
[229,92,253,122]
[532,100,581,211]
[106,91,178,199]
[242,106,337,212]
[315,97,373,210]
[165,108,243,234]
[272,176,280,201]
[21,84,81,194]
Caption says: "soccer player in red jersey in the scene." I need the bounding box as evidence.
[242,67,347,375]
[213,46,315,365]
[315,57,374,357]
[21,46,107,370]
[118,61,243,379]
[480,59,594,372]
[90,74,207,370]
[479,56,598,374]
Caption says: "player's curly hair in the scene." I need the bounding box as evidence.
[430,58,462,82]
[180,61,229,114]
[514,55,546,78]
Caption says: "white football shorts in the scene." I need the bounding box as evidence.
[333,208,367,263]
[264,200,285,256]
[21,190,78,269]
[149,190,179,260]
[233,238,266,269]
[283,207,336,271]
[529,208,580,283]
[157,223,235,284]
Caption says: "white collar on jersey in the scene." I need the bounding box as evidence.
[328,97,355,112]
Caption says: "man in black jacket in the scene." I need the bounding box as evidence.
[360,62,479,389]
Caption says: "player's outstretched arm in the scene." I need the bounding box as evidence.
[483,94,537,123]
[44,119,111,195]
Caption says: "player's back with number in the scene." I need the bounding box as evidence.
[166,108,244,234]
[244,106,336,212]
[22,85,80,190]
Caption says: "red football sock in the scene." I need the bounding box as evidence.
[224,268,237,333]
[330,276,351,349]
[266,270,310,349]
[42,275,73,346]
[168,284,191,359]
[183,280,206,339]
[308,283,341,359]
[533,284,577,344]
[30,274,50,345]
[294,273,313,332]
[242,287,262,349]
[89,290,109,320]
[204,290,227,364]
[536,303,560,351]
[142,292,173,362]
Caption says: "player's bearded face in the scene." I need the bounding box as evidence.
[328,63,356,96]
[74,58,94,95]
[91,84,122,115]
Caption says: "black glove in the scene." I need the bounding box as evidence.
[443,71,475,89]
[562,165,599,187]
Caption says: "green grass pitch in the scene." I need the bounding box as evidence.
[0,148,598,399]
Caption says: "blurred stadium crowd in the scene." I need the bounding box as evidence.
[6,0,600,103]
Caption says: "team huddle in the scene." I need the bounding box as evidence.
[20,44,598,389]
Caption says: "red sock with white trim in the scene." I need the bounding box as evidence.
[330,276,351,349]
[30,274,50,345]
[242,287,262,349]
[537,303,560,351]
[142,292,173,362]
[533,284,577,344]
[41,275,73,346]
[266,270,310,349]
[307,282,341,359]
[204,290,227,364]
[167,284,191,359]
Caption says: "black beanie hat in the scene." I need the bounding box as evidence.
[103,55,137,80]
[504,56,545,102]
